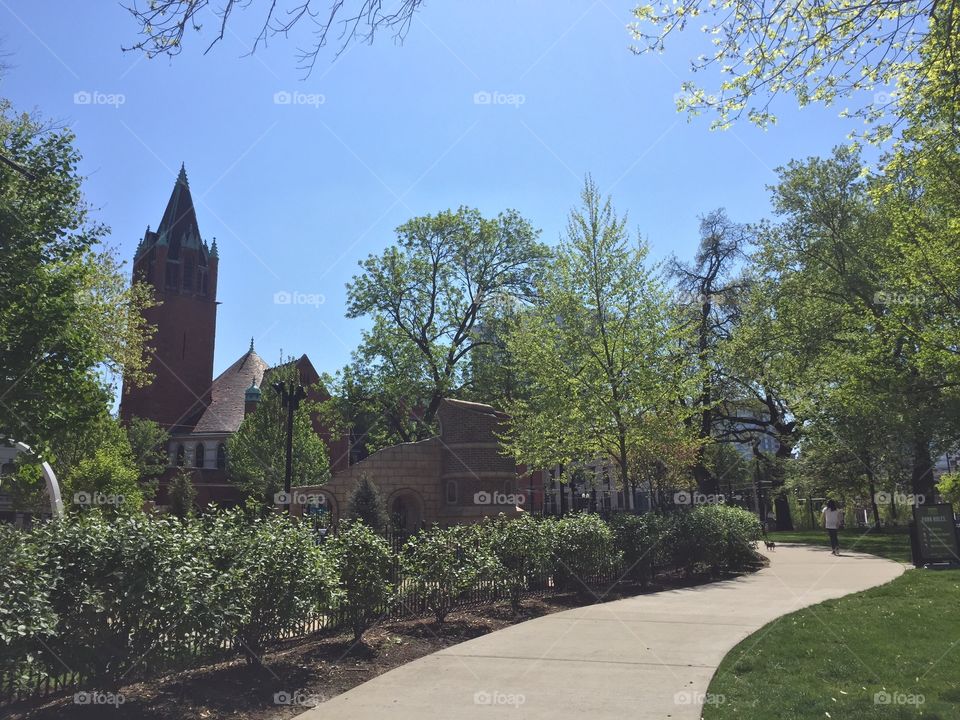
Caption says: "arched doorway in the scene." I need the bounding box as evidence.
[389,489,424,535]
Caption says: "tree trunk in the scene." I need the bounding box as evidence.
[774,493,793,531]
[910,435,935,505]
[865,467,882,531]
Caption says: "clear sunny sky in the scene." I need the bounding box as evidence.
[1,1,875,383]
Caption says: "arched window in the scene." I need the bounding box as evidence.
[194,443,205,469]
[216,443,227,470]
[176,444,185,466]
[445,480,458,505]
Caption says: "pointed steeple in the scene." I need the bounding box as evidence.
[210,238,219,258]
[155,163,202,250]
[249,337,255,353]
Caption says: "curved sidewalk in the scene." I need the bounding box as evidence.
[300,545,905,719]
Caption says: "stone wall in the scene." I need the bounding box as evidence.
[292,398,524,528]
[292,437,442,531]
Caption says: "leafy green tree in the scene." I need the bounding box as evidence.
[55,416,145,514]
[227,362,330,507]
[630,0,958,138]
[125,416,170,491]
[936,473,960,511]
[670,209,751,492]
[345,474,388,532]
[168,467,197,518]
[503,178,698,506]
[327,520,394,640]
[0,98,154,453]
[750,146,958,504]
[343,206,547,451]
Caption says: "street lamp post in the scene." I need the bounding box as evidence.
[272,380,307,514]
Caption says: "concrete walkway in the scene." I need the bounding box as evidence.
[300,545,905,719]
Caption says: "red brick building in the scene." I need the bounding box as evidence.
[119,166,348,506]
[121,166,538,519]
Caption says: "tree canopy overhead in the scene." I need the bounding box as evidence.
[630,0,960,136]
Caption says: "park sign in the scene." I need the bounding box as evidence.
[912,503,960,567]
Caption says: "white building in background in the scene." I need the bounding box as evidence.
[541,461,655,515]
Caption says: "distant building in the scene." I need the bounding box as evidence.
[541,461,650,516]
[292,398,528,530]
[119,166,529,517]
[119,166,348,506]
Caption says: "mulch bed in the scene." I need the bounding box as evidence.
[5,564,765,720]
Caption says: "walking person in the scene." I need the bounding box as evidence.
[821,499,843,555]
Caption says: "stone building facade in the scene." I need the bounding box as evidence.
[292,399,527,529]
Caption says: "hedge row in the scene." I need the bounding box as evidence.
[0,505,761,694]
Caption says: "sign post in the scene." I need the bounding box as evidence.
[911,503,960,568]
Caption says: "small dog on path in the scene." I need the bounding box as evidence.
[763,539,776,551]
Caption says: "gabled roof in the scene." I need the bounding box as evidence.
[191,347,269,434]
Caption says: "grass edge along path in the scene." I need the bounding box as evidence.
[705,539,959,719]
[769,527,913,563]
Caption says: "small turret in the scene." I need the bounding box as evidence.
[244,380,262,416]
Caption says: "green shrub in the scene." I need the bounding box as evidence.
[196,510,337,661]
[479,514,553,611]
[665,505,762,576]
[400,524,498,623]
[37,511,198,687]
[0,525,56,690]
[327,520,393,640]
[936,472,960,511]
[608,512,667,586]
[706,504,763,571]
[551,513,621,594]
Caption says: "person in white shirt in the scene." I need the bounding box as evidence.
[821,500,843,555]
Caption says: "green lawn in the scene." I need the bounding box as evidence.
[769,527,913,563]
[704,568,960,719]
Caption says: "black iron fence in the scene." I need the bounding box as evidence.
[0,534,629,707]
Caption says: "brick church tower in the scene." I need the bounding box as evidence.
[120,165,219,432]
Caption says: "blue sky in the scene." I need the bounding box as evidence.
[2,1,872,385]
